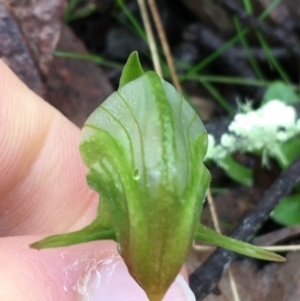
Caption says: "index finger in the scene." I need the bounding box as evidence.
[0,60,98,236]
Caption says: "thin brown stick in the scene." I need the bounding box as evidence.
[190,155,300,300]
[146,0,182,93]
[214,0,300,58]
[136,0,162,76]
[207,190,221,233]
[207,190,240,301]
[228,270,240,301]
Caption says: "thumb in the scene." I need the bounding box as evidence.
[0,236,195,301]
[90,257,195,301]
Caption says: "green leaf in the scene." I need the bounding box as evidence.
[195,224,285,262]
[119,51,144,88]
[217,155,253,186]
[262,81,299,105]
[272,138,300,169]
[31,181,115,249]
[31,226,115,249]
[272,193,300,226]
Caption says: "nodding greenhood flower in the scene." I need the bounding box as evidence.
[31,52,285,301]
[78,53,211,301]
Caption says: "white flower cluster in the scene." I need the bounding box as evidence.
[205,100,300,164]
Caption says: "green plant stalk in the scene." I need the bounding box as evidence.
[115,0,147,40]
[233,16,265,80]
[243,0,253,13]
[53,51,123,69]
[184,74,271,87]
[65,4,97,23]
[256,31,290,83]
[54,50,272,87]
[65,0,78,19]
[181,0,284,80]
[198,79,234,115]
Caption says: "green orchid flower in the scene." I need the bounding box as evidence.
[31,52,284,301]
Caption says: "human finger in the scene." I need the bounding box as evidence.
[0,236,194,301]
[0,60,97,236]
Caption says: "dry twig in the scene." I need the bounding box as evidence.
[207,190,240,301]
[190,155,300,300]
[214,0,300,58]
[147,0,182,93]
[136,0,162,76]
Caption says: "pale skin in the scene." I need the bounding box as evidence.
[0,60,191,301]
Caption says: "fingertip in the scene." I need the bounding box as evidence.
[164,274,196,301]
[0,236,117,301]
[0,60,97,235]
[0,236,194,301]
[80,256,194,301]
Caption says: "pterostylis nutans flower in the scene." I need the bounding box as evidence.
[32,52,285,301]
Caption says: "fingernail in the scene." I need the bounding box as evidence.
[77,255,195,301]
